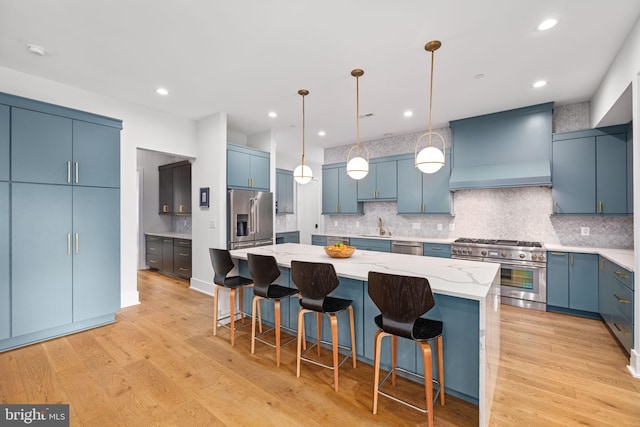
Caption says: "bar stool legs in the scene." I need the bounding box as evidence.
[213,284,259,347]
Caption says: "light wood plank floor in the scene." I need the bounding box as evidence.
[1,270,639,426]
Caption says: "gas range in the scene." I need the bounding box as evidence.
[451,238,546,263]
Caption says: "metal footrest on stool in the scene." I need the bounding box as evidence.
[377,367,442,413]
[254,324,298,349]
[300,339,354,371]
[216,310,255,333]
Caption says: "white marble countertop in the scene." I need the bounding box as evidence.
[230,243,500,301]
[313,232,454,244]
[545,244,634,271]
[145,231,192,240]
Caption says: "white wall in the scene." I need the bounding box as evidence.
[0,66,199,308]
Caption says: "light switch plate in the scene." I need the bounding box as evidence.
[412,223,420,230]
[581,227,590,236]
[334,221,338,227]
[209,219,216,229]
[355,221,360,228]
[449,223,455,231]
[437,224,443,231]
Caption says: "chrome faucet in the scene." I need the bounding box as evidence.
[378,217,386,236]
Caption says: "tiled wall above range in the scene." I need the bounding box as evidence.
[323,102,633,249]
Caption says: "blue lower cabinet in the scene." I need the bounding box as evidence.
[240,263,291,330]
[311,235,327,246]
[547,251,598,313]
[423,243,451,258]
[11,183,73,336]
[319,278,365,358]
[0,183,9,340]
[547,252,569,308]
[0,105,9,181]
[349,237,391,252]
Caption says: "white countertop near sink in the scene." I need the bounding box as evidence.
[314,232,454,244]
[545,244,634,271]
[145,231,192,240]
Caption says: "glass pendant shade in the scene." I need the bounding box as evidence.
[416,146,445,174]
[293,164,313,184]
[346,156,369,180]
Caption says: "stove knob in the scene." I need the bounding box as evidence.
[538,253,544,261]
[531,254,537,261]
[481,250,487,256]
[519,253,525,259]
[501,252,507,257]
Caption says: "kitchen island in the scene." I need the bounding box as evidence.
[229,243,500,427]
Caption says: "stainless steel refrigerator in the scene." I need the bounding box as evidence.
[228,189,274,250]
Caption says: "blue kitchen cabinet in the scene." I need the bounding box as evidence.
[227,144,270,191]
[311,235,327,246]
[73,121,120,188]
[11,107,73,185]
[239,262,293,330]
[357,159,397,201]
[627,125,633,214]
[11,183,73,336]
[397,154,451,215]
[349,237,391,252]
[322,163,363,214]
[0,105,9,181]
[552,126,628,215]
[318,278,365,358]
[599,256,634,354]
[0,183,9,340]
[423,243,451,258]
[276,169,294,214]
[547,251,598,313]
[72,187,121,321]
[276,231,300,244]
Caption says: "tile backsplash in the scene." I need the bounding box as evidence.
[323,102,633,249]
[172,216,192,233]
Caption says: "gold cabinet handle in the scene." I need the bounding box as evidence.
[598,201,603,213]
[178,241,189,245]
[600,258,605,271]
[67,161,72,183]
[179,252,189,257]
[149,260,159,264]
[162,205,169,213]
[553,202,557,213]
[179,204,184,212]
[570,254,574,265]
[614,294,631,303]
[613,323,630,334]
[179,267,190,272]
[75,233,79,254]
[67,233,71,255]
[614,271,630,279]
[149,247,157,251]
[75,161,79,184]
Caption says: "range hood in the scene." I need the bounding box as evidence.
[449,102,553,190]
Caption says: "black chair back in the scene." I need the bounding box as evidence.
[247,253,281,298]
[291,260,339,312]
[210,248,234,286]
[367,271,435,339]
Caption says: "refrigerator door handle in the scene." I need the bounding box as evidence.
[255,199,260,234]
[249,197,255,235]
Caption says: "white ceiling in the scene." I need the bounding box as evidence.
[1,0,639,162]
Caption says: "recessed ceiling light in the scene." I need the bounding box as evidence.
[474,73,485,80]
[318,131,326,136]
[404,110,413,117]
[26,44,46,56]
[268,111,278,118]
[156,87,169,95]
[537,18,558,31]
[532,80,548,88]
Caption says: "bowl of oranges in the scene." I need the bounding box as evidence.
[324,242,356,259]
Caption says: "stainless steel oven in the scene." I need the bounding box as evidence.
[451,238,547,311]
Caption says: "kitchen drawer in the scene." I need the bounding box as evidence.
[173,260,192,278]
[174,245,192,260]
[611,279,633,322]
[609,310,633,354]
[423,243,451,258]
[146,253,162,270]
[146,234,162,243]
[611,265,633,290]
[349,237,391,253]
[174,238,192,248]
[146,240,163,254]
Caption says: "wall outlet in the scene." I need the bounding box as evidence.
[355,221,360,228]
[412,223,421,230]
[581,227,590,236]
[209,219,216,229]
[437,223,443,231]
[334,221,338,227]
[276,218,280,225]
[449,223,455,231]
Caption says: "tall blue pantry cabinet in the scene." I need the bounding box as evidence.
[0,92,122,352]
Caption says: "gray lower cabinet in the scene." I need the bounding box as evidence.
[145,234,192,279]
[0,182,10,340]
[599,257,634,354]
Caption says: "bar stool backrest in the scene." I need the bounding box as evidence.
[247,253,281,298]
[291,260,339,312]
[210,248,234,286]
[367,271,435,339]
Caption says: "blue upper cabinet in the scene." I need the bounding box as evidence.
[397,153,451,214]
[357,159,397,201]
[227,144,270,191]
[322,164,363,214]
[73,121,120,188]
[0,105,8,181]
[552,125,629,215]
[12,107,73,185]
[276,169,294,214]
[627,124,633,214]
[0,182,8,340]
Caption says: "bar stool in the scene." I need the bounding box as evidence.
[247,253,300,366]
[367,271,444,427]
[290,260,356,392]
[209,248,259,346]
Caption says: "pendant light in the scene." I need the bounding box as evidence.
[415,40,446,174]
[293,89,313,185]
[346,69,369,180]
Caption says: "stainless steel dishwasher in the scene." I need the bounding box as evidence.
[391,240,423,255]
[326,236,350,246]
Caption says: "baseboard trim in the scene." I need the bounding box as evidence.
[628,348,640,378]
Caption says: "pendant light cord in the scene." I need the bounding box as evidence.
[302,92,306,166]
[356,73,360,155]
[428,47,435,147]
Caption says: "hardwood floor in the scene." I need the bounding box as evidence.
[1,270,639,426]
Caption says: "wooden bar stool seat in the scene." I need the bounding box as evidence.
[247,253,300,366]
[291,260,356,392]
[209,248,259,346]
[368,271,444,427]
